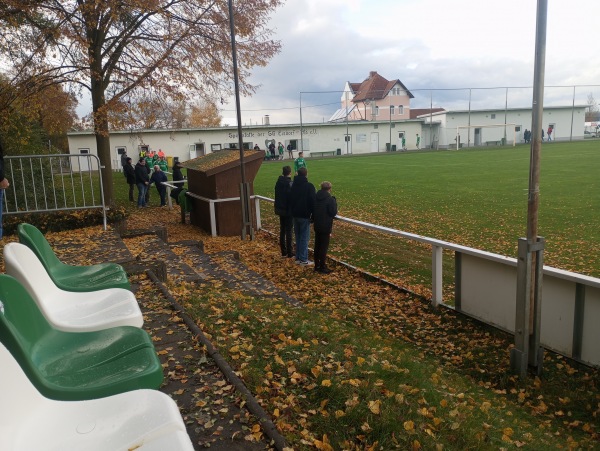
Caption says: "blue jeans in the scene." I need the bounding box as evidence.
[137,183,147,206]
[293,217,311,262]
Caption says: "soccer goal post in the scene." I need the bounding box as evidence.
[455,124,517,150]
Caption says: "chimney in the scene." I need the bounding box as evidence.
[263,115,270,125]
[369,71,377,78]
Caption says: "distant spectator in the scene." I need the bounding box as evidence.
[268,142,276,159]
[294,151,307,174]
[150,165,168,207]
[289,167,316,266]
[313,181,337,274]
[157,156,168,172]
[547,126,553,141]
[170,161,186,202]
[134,158,149,208]
[278,142,284,160]
[254,144,260,151]
[157,148,165,158]
[541,129,545,141]
[287,143,293,159]
[172,161,185,184]
[274,165,294,258]
[416,134,421,149]
[123,157,136,202]
[120,149,128,169]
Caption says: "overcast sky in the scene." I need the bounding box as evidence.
[219,0,600,126]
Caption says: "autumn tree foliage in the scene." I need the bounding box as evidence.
[0,0,282,205]
[0,76,77,154]
[188,101,222,128]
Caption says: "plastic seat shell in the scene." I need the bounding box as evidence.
[4,242,143,332]
[17,223,130,292]
[0,274,163,401]
[0,342,193,451]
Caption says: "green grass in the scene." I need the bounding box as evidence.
[114,147,600,449]
[253,142,600,295]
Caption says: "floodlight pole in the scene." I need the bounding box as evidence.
[228,0,253,240]
[511,0,547,378]
[299,92,304,152]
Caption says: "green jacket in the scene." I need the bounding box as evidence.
[294,157,307,173]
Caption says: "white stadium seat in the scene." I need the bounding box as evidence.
[0,343,193,451]
[3,242,143,332]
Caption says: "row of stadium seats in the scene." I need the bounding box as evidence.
[0,224,194,450]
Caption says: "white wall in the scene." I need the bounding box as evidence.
[68,106,586,163]
[68,121,425,164]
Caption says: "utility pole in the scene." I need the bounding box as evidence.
[510,0,547,377]
[228,0,253,240]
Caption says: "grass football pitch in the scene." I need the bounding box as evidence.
[253,141,600,293]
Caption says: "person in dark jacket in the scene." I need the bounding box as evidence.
[134,158,149,207]
[0,141,10,238]
[170,161,186,203]
[150,165,168,206]
[274,165,293,258]
[313,181,338,274]
[123,157,136,202]
[288,167,316,265]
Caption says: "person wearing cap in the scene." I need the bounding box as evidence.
[313,181,337,274]
[150,164,168,206]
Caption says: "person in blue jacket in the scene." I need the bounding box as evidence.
[150,165,168,207]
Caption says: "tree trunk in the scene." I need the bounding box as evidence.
[90,64,114,207]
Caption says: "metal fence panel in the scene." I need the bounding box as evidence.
[3,154,106,229]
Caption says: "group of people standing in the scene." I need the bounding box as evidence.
[122,150,185,208]
[256,141,295,160]
[523,126,553,144]
[274,155,337,274]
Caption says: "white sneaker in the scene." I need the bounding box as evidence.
[298,260,314,266]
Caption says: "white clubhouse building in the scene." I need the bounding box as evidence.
[68,71,587,166]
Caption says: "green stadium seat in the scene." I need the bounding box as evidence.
[0,274,163,401]
[17,223,130,292]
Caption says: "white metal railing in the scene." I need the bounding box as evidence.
[253,195,600,367]
[4,154,107,229]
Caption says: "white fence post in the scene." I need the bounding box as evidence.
[432,245,443,307]
[209,200,217,237]
[166,186,173,209]
[255,197,262,230]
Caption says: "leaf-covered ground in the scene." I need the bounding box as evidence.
[124,207,599,450]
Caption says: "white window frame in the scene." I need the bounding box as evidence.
[390,105,395,116]
[373,105,379,116]
[398,105,404,115]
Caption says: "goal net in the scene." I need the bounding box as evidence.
[454,124,517,150]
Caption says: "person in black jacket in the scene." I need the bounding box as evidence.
[313,181,337,273]
[0,141,10,238]
[123,157,136,202]
[288,167,316,265]
[134,158,150,207]
[274,165,293,258]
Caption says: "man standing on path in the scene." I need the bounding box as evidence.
[294,151,307,174]
[124,157,136,202]
[289,167,315,265]
[274,165,294,258]
[134,158,150,207]
[313,181,337,274]
[287,143,294,159]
